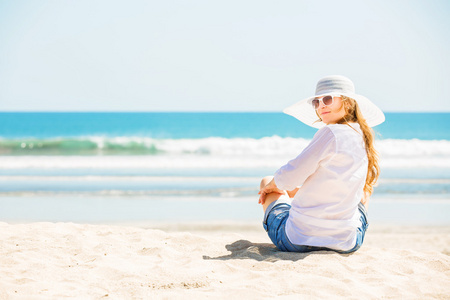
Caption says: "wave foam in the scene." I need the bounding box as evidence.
[0,136,449,169]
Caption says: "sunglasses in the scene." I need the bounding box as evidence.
[311,95,340,110]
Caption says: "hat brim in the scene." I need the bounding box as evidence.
[283,92,385,128]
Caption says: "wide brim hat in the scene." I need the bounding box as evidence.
[283,75,385,128]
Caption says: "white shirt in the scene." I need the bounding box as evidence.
[274,123,367,251]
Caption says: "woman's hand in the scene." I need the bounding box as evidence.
[258,179,284,204]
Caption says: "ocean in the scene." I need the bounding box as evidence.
[0,112,449,225]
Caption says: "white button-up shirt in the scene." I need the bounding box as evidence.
[274,123,367,251]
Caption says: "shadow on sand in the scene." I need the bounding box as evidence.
[203,239,339,262]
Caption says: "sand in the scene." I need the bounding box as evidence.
[0,221,449,299]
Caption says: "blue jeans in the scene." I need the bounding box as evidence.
[263,201,369,254]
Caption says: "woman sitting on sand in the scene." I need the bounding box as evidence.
[259,75,385,253]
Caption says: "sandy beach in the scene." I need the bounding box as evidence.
[0,221,448,299]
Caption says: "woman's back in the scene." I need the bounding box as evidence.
[285,123,368,251]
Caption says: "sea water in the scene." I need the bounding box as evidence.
[0,112,449,224]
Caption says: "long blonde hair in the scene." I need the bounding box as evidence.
[337,96,380,200]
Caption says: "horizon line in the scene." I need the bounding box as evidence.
[0,110,448,114]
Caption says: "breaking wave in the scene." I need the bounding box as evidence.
[0,136,449,169]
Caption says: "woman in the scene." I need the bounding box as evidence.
[259,75,385,253]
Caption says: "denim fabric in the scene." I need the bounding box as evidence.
[263,201,369,253]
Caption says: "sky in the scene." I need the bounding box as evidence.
[0,0,449,112]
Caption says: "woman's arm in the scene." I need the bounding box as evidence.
[274,127,336,191]
[258,178,284,204]
[286,187,300,198]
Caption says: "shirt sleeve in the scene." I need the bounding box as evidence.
[273,126,336,191]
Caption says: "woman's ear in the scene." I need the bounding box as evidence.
[344,101,350,111]
[343,98,353,112]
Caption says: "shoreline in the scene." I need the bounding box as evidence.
[1,194,449,227]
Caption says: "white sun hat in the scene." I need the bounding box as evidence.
[283,75,385,128]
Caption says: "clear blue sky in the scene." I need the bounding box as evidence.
[0,0,449,112]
